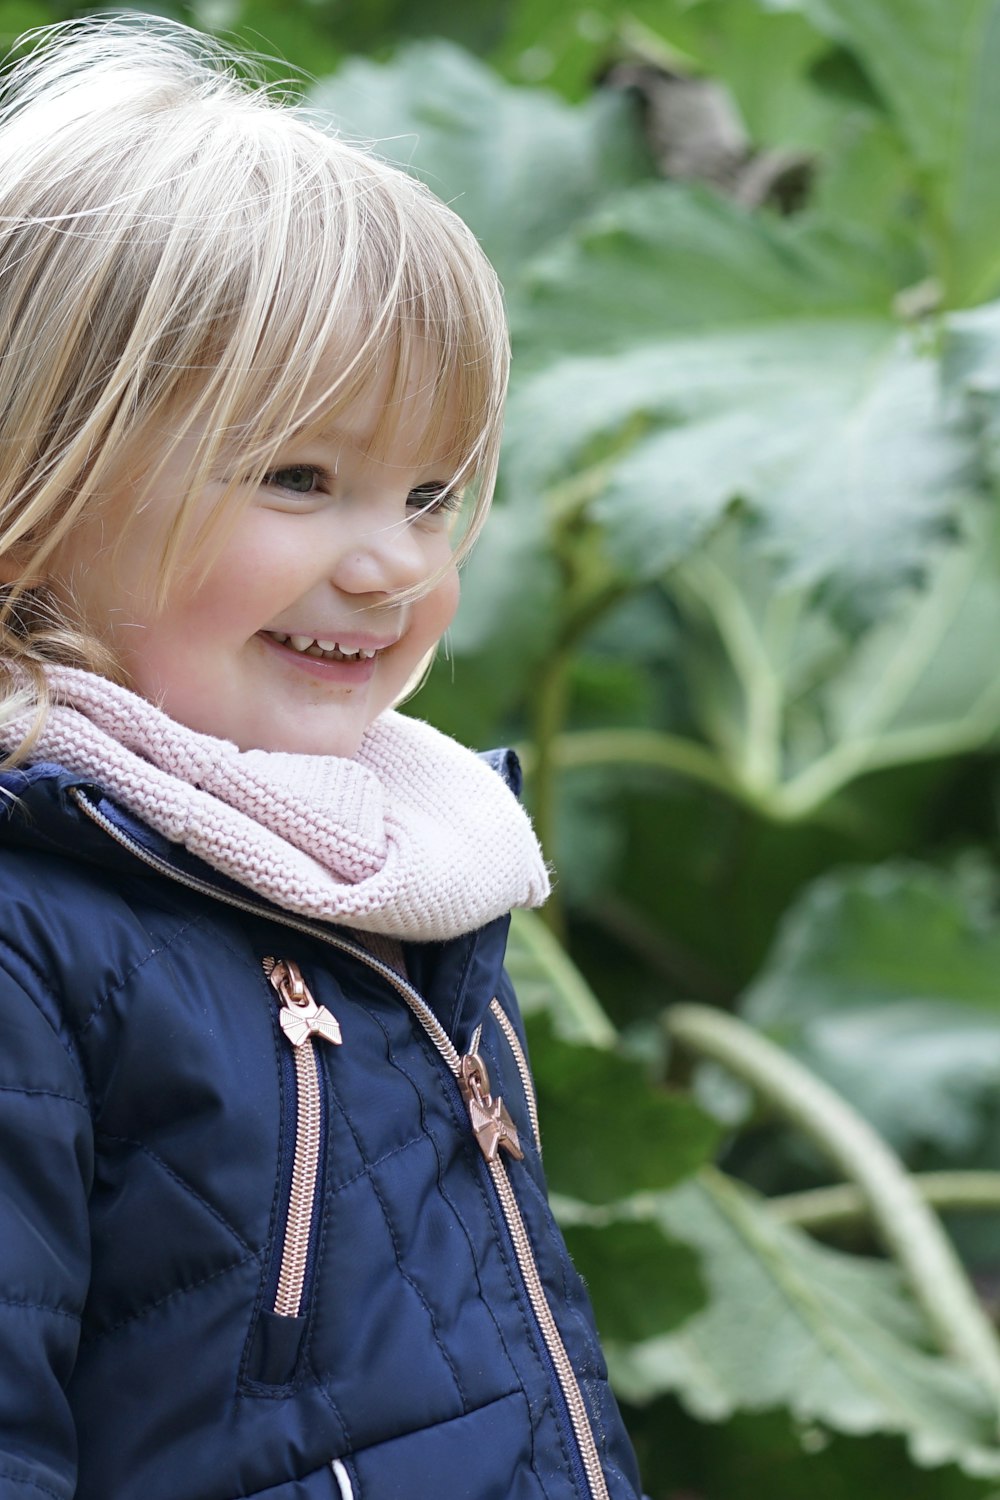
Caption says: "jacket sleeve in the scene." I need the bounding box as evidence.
[0,945,93,1499]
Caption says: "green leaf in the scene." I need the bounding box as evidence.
[447,504,560,710]
[512,183,897,361]
[526,1015,721,1203]
[626,1404,1000,1500]
[0,0,56,48]
[308,41,650,285]
[495,0,837,153]
[611,1170,1000,1475]
[501,317,972,604]
[803,0,1000,304]
[809,112,918,251]
[677,0,841,151]
[742,860,1000,1159]
[218,0,511,64]
[217,0,344,81]
[561,1217,707,1343]
[636,492,1000,819]
[781,500,1000,809]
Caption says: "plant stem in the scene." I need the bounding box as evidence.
[549,727,750,804]
[509,909,617,1048]
[774,704,1000,820]
[771,1172,1000,1233]
[679,555,784,795]
[517,728,878,838]
[667,1004,1000,1403]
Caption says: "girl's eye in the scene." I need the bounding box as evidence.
[408,482,461,515]
[263,465,325,496]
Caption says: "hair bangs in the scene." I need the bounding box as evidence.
[144,124,508,599]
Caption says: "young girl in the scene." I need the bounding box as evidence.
[0,18,644,1500]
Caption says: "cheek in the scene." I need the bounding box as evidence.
[431,564,461,635]
[152,533,278,640]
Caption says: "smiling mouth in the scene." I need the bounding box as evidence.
[263,632,380,662]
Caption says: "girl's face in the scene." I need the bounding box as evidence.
[46,370,462,756]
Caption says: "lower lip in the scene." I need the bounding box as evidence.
[256,632,380,684]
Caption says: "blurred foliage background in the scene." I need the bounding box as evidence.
[13,0,1000,1494]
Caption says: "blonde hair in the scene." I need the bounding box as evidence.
[0,16,509,759]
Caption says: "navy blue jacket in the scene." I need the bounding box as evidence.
[0,758,643,1500]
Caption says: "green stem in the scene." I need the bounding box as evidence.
[774,705,1000,820]
[550,728,748,803]
[508,910,617,1048]
[772,1172,1000,1234]
[538,712,1000,828]
[667,1004,1000,1401]
[679,557,784,794]
[537,728,862,836]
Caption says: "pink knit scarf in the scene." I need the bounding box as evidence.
[8,667,551,940]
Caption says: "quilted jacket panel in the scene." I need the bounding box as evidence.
[0,765,643,1500]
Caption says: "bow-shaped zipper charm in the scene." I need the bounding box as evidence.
[263,956,343,1048]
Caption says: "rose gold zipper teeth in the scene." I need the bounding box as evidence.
[73,790,608,1500]
[275,1038,322,1315]
[489,997,542,1154]
[488,1152,610,1500]
[263,957,342,1318]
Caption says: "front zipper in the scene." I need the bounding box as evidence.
[71,789,611,1500]
[262,956,341,1318]
[457,1044,609,1500]
[488,997,542,1155]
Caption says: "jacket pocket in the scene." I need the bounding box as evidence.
[246,957,342,1386]
[343,1392,552,1500]
[234,1458,350,1498]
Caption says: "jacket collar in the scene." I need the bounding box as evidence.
[0,759,514,1044]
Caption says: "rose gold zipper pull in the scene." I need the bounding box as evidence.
[263,957,343,1047]
[458,1052,524,1163]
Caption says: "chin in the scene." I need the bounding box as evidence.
[254,726,369,758]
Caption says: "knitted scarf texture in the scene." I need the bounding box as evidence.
[9,667,551,940]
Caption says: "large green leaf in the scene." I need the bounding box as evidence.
[802,0,1000,304]
[626,1403,1000,1499]
[649,496,1000,818]
[610,1170,1000,1475]
[499,315,971,606]
[526,1015,721,1203]
[675,0,843,151]
[794,500,1000,803]
[206,0,511,67]
[0,0,54,49]
[308,41,649,285]
[511,183,897,360]
[742,860,1000,1159]
[827,525,1000,744]
[494,0,839,152]
[561,1217,707,1343]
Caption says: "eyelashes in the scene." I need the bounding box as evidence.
[406,482,463,516]
[261,466,462,514]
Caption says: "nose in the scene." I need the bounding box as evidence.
[330,508,433,599]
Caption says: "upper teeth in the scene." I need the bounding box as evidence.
[269,633,377,660]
